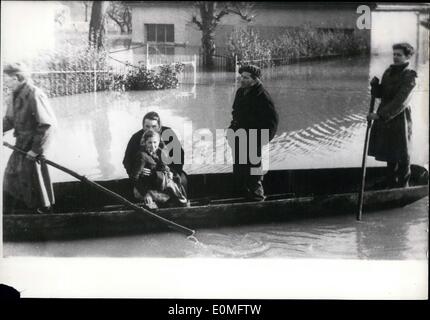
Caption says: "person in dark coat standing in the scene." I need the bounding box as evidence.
[227,65,279,201]
[123,111,188,197]
[367,43,417,188]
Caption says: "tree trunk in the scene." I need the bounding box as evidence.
[202,29,216,70]
[89,1,108,51]
[200,2,217,70]
[124,7,132,34]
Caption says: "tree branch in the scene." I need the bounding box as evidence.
[227,2,255,22]
[214,7,229,22]
[107,11,123,28]
[191,15,203,30]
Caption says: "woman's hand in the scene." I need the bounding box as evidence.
[370,76,379,87]
[140,168,152,176]
[26,150,39,160]
[367,113,379,121]
[167,171,173,179]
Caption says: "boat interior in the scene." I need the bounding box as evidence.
[44,165,429,213]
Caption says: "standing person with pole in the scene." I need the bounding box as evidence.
[358,43,417,220]
[2,63,57,214]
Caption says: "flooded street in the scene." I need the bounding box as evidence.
[2,55,428,179]
[6,198,428,260]
[2,54,429,259]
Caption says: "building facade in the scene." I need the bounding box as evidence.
[127,2,374,56]
[371,4,429,64]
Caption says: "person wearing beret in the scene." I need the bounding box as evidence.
[227,65,279,201]
[2,63,57,214]
[367,42,418,188]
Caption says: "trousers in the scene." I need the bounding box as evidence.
[233,164,265,200]
[387,160,410,187]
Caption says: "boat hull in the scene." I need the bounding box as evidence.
[4,184,428,241]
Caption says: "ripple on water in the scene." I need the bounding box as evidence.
[3,56,427,260]
[192,232,272,258]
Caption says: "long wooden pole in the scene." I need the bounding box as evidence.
[357,95,376,221]
[3,142,196,237]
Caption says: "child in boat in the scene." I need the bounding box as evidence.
[131,129,188,209]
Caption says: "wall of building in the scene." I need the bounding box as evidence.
[217,5,365,46]
[131,3,369,52]
[418,12,429,64]
[220,5,360,28]
[131,4,201,46]
[371,11,419,55]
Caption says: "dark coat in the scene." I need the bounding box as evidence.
[368,62,417,162]
[131,148,170,195]
[123,126,185,176]
[229,81,278,166]
[229,81,278,141]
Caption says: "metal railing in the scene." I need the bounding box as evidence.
[29,65,128,97]
[19,55,197,98]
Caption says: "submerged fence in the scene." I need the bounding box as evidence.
[31,69,116,97]
[198,52,234,72]
[18,53,198,98]
[28,63,133,98]
[236,53,359,70]
[4,52,363,99]
[145,54,197,85]
[22,54,348,98]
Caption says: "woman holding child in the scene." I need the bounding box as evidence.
[129,129,188,209]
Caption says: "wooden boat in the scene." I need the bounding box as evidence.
[3,165,428,241]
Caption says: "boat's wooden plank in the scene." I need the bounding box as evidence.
[3,185,428,242]
[34,165,428,212]
[97,193,297,212]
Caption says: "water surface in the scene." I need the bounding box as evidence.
[2,54,428,259]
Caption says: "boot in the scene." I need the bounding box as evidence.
[36,206,53,214]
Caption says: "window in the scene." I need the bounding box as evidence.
[145,24,174,43]
[147,24,156,42]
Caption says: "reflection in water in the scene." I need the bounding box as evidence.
[5,198,427,260]
[92,102,116,179]
[191,198,428,260]
[2,55,427,180]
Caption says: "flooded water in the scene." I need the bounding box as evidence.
[5,198,428,260]
[2,55,428,179]
[2,54,429,259]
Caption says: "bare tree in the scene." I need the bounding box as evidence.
[191,1,254,70]
[89,1,109,50]
[107,1,132,34]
